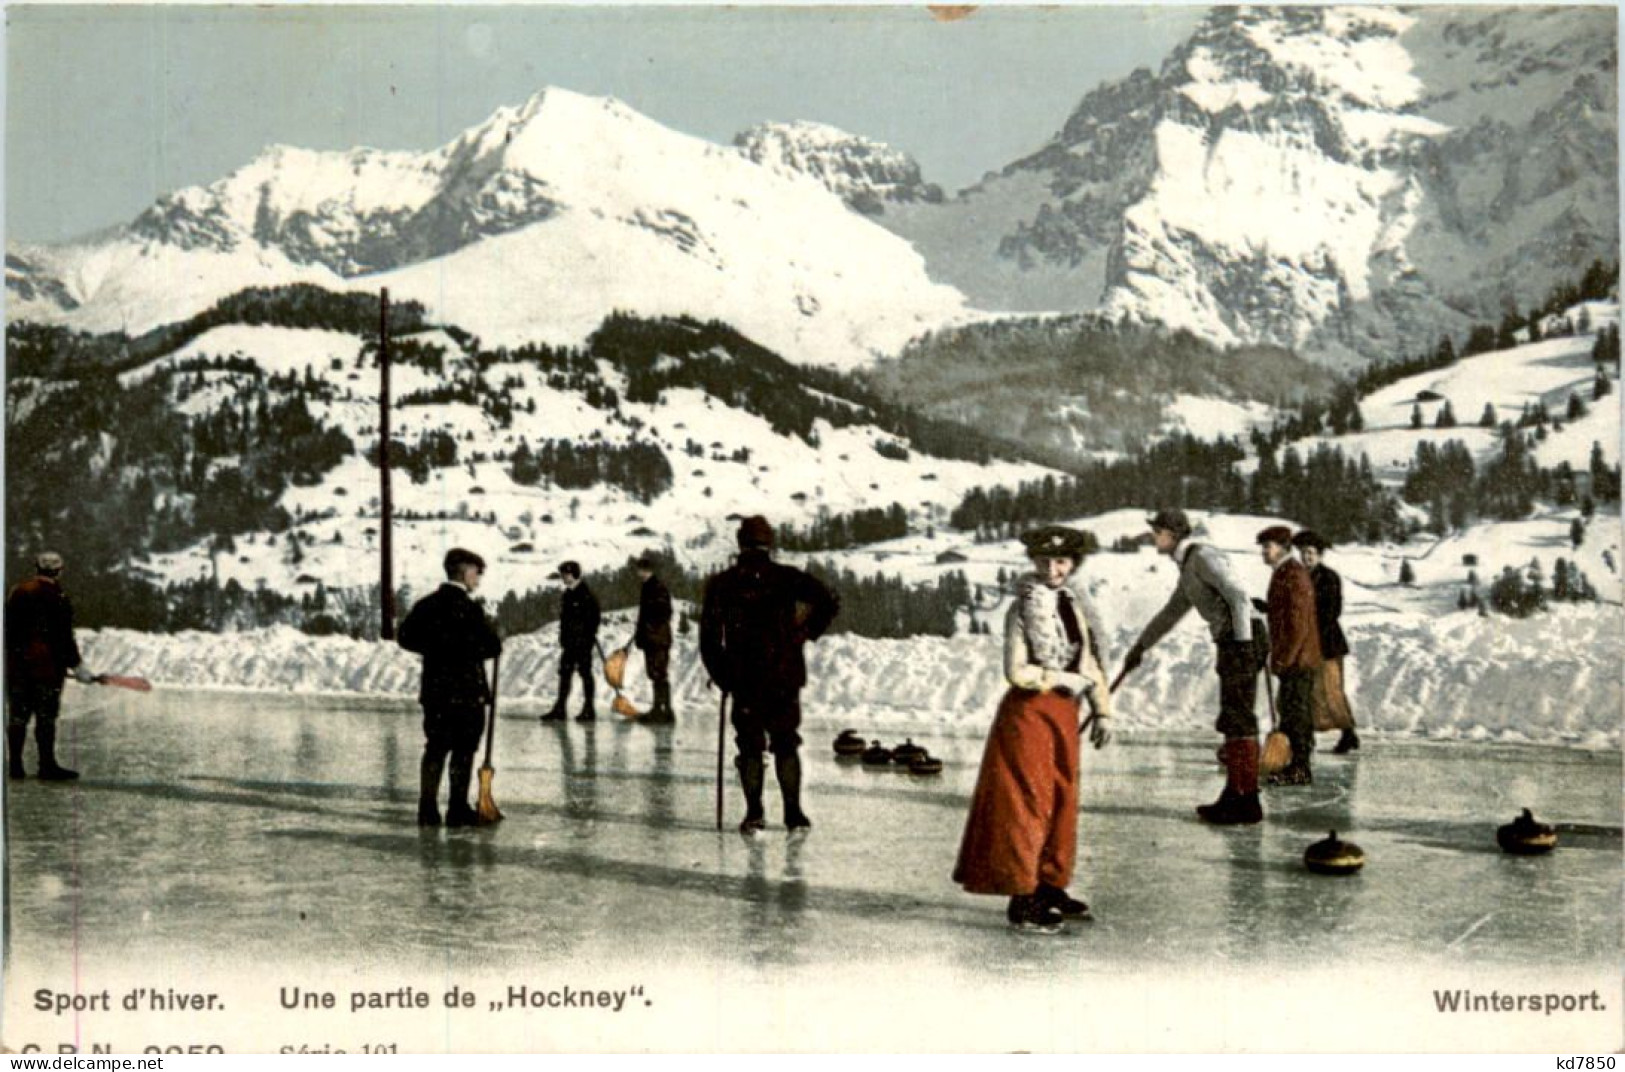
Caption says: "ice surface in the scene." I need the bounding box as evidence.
[5,688,1617,979]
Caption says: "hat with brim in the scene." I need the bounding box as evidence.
[1020,525,1091,562]
[1292,530,1330,552]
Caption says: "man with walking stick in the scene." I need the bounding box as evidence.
[1119,510,1265,825]
[398,548,502,828]
[700,516,839,835]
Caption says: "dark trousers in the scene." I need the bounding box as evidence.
[422,703,484,811]
[1276,670,1315,765]
[731,687,803,759]
[7,682,62,731]
[641,643,670,685]
[1213,641,1260,740]
[556,645,595,708]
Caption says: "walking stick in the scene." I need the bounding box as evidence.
[476,651,503,824]
[715,691,730,831]
[1108,666,1130,694]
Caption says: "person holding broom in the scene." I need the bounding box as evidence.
[398,548,502,828]
[6,551,101,781]
[1257,527,1321,786]
[633,554,676,724]
[700,516,838,835]
[1121,510,1264,825]
[953,526,1112,933]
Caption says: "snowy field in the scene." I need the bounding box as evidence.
[2,686,1618,1052]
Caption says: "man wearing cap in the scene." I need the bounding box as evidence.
[542,561,601,722]
[633,555,675,724]
[5,552,99,780]
[700,515,839,834]
[1123,510,1263,824]
[1258,527,1322,786]
[397,548,503,826]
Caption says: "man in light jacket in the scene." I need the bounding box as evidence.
[1123,510,1263,825]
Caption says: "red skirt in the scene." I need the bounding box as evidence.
[952,687,1082,896]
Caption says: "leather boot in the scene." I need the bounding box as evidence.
[644,681,674,724]
[1198,740,1261,824]
[735,754,766,834]
[445,751,477,826]
[8,725,27,780]
[775,752,811,830]
[418,752,445,826]
[1332,729,1360,754]
[35,722,78,781]
[575,676,596,722]
[542,673,570,721]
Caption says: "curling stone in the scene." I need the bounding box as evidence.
[861,741,894,766]
[1497,808,1557,855]
[908,750,943,776]
[892,739,926,765]
[1303,831,1365,876]
[833,729,866,757]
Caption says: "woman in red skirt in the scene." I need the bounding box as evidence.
[953,525,1113,933]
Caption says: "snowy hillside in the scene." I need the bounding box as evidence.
[107,316,1054,603]
[883,5,1617,365]
[7,89,968,369]
[733,121,945,215]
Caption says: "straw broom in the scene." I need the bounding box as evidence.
[476,651,503,824]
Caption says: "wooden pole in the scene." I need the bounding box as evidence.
[379,288,396,641]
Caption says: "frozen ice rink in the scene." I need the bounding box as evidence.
[6,687,1618,980]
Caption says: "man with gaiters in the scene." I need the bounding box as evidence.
[701,515,839,834]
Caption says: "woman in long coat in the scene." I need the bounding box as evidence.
[953,526,1113,932]
[1292,530,1358,753]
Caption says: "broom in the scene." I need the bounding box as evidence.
[597,640,641,719]
[93,674,153,693]
[1259,668,1291,775]
[476,651,503,824]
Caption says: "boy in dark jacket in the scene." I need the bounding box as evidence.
[701,516,839,833]
[398,548,502,826]
[543,561,601,723]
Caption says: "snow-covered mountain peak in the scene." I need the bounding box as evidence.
[8,86,968,368]
[734,120,944,215]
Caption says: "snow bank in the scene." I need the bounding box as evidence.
[79,602,1621,748]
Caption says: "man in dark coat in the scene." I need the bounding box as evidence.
[1258,526,1322,786]
[701,515,839,834]
[1293,530,1358,753]
[1123,510,1263,825]
[542,561,601,723]
[634,555,675,724]
[5,552,98,780]
[398,548,502,826]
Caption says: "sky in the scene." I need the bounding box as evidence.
[4,5,1205,245]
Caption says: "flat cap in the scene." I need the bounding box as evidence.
[1256,525,1294,546]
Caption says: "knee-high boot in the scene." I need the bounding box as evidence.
[735,754,765,831]
[8,725,27,779]
[36,722,77,781]
[445,751,477,826]
[774,752,811,830]
[418,750,446,826]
